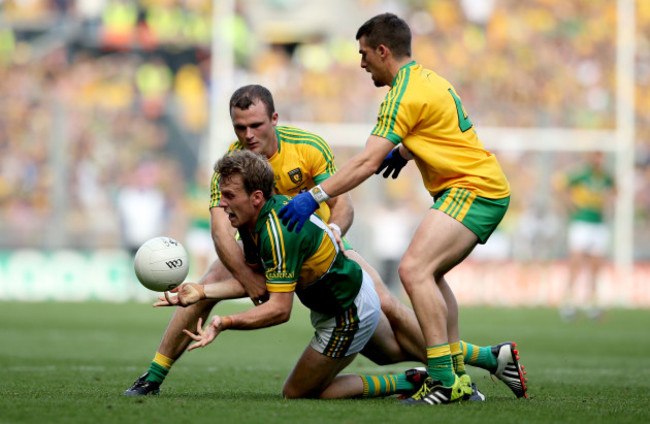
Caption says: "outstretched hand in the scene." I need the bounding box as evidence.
[375,147,408,179]
[153,282,206,307]
[183,316,222,351]
[278,192,319,233]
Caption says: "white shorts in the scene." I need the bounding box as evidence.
[568,221,610,256]
[308,270,380,358]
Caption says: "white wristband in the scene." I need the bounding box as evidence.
[309,184,330,204]
[328,223,342,237]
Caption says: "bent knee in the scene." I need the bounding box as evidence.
[281,384,313,399]
[398,257,440,291]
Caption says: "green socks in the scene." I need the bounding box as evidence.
[361,374,417,397]
[145,352,174,383]
[427,344,455,386]
[460,341,498,371]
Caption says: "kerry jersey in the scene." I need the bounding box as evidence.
[245,195,363,316]
[563,166,614,223]
[372,61,510,200]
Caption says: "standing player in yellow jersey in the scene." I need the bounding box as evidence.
[279,14,522,405]
[124,84,525,399]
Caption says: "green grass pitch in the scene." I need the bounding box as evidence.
[1,301,649,424]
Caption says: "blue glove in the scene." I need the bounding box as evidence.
[375,147,408,179]
[278,191,319,233]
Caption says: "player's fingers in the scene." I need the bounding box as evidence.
[163,291,178,305]
[287,217,296,232]
[391,168,401,179]
[383,166,393,178]
[182,329,201,341]
[295,220,304,233]
[187,341,202,351]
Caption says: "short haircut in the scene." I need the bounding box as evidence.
[356,13,412,59]
[229,84,276,119]
[215,150,275,199]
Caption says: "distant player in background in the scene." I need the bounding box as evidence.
[124,84,526,400]
[278,14,520,405]
[116,161,168,257]
[556,152,615,321]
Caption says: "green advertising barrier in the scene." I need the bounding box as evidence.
[0,249,159,302]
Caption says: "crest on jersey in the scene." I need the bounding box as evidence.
[288,168,303,184]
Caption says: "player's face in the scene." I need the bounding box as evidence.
[359,36,389,87]
[231,101,279,158]
[218,175,259,230]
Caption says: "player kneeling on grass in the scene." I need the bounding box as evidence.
[158,150,428,399]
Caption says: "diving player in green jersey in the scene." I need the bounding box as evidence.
[279,14,526,404]
[124,84,525,400]
[180,150,422,399]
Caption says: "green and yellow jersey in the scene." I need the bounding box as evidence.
[561,166,614,223]
[209,126,337,222]
[244,195,362,317]
[372,61,510,200]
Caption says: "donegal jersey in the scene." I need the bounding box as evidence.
[563,166,614,223]
[209,126,337,222]
[372,61,510,200]
[244,195,363,317]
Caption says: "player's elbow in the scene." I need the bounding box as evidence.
[269,308,291,325]
[277,309,291,324]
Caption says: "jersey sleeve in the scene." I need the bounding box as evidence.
[209,141,243,208]
[301,136,337,185]
[258,209,304,293]
[371,71,413,145]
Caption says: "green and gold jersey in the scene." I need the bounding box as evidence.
[209,126,337,222]
[562,166,614,223]
[245,195,362,316]
[372,61,510,200]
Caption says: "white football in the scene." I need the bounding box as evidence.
[133,236,189,292]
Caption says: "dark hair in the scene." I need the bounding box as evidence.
[215,150,275,199]
[229,84,276,119]
[356,13,412,59]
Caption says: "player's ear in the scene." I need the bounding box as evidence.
[251,190,265,206]
[377,44,389,59]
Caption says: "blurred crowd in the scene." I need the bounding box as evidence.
[1,0,650,262]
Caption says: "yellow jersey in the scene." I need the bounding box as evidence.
[372,62,510,200]
[209,125,337,222]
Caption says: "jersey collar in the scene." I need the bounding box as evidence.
[254,196,282,233]
[391,60,416,87]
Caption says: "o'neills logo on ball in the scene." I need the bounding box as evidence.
[166,259,184,268]
[163,238,179,247]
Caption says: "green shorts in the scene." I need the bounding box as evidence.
[433,188,510,244]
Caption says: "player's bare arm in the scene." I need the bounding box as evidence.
[210,207,268,302]
[320,136,394,198]
[153,278,248,307]
[324,193,354,236]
